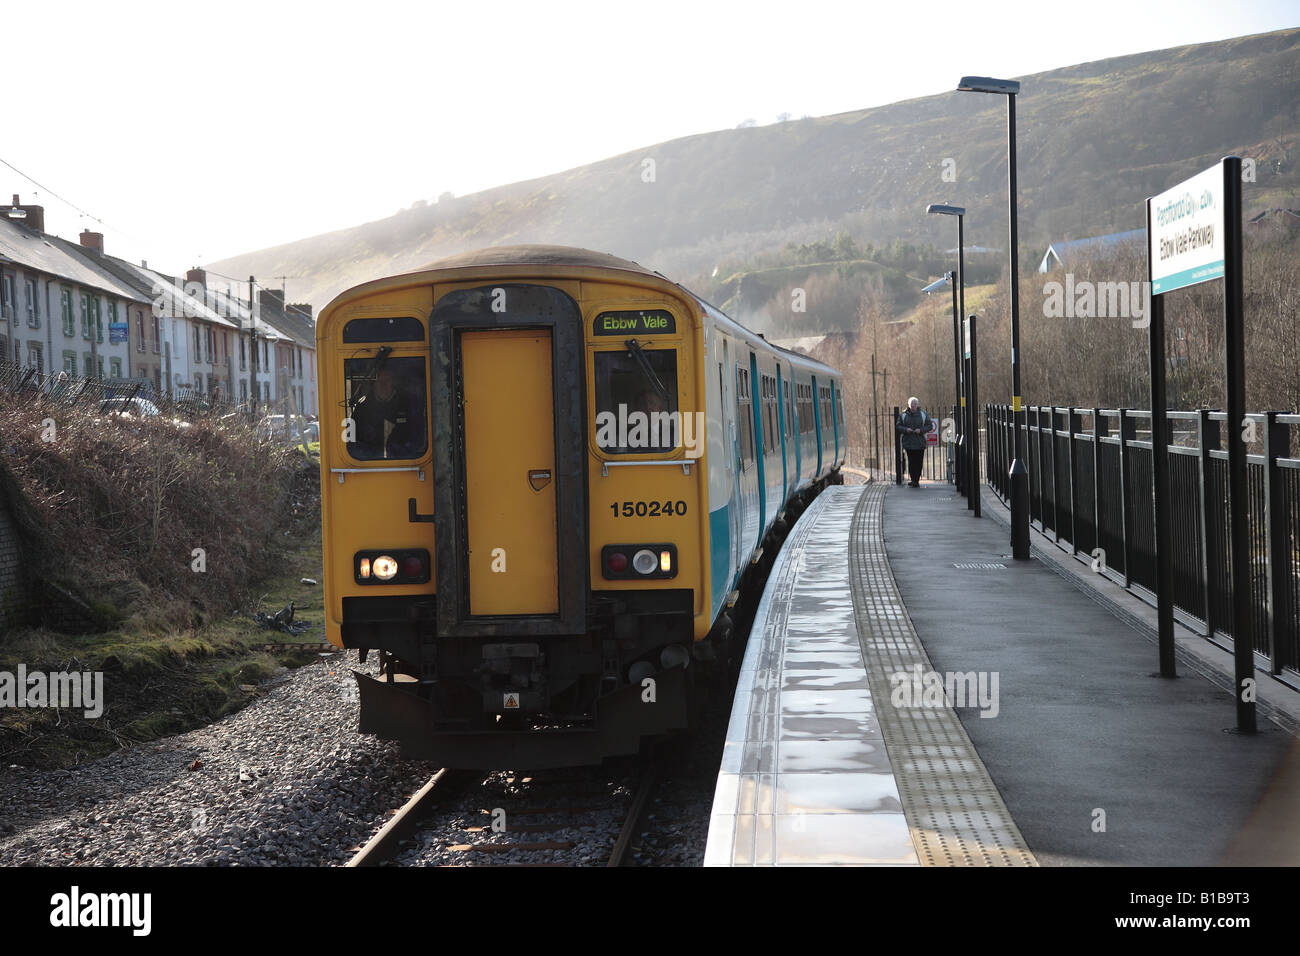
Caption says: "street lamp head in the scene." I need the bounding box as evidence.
[921,275,951,294]
[926,203,966,217]
[957,76,1020,95]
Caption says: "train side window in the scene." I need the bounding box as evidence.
[342,354,428,461]
[593,347,678,454]
[736,365,754,465]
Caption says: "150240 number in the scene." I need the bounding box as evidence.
[610,500,688,517]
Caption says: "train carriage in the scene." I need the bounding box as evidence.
[316,245,844,767]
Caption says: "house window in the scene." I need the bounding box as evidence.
[0,275,12,317]
[239,338,246,371]
[63,351,77,374]
[136,310,145,352]
[84,353,94,378]
[151,312,160,353]
[194,326,201,360]
[62,289,74,336]
[27,343,42,371]
[109,357,122,379]
[24,278,38,327]
[80,293,91,339]
[94,298,103,343]
[240,380,247,402]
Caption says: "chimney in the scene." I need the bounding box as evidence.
[2,194,45,233]
[258,288,285,319]
[186,267,207,288]
[80,230,105,253]
[288,302,314,320]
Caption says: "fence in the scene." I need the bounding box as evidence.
[0,359,300,425]
[985,403,1300,687]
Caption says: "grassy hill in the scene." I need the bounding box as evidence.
[211,27,1300,329]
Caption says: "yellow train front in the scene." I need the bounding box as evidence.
[316,245,845,768]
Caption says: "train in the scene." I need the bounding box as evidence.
[315,245,845,767]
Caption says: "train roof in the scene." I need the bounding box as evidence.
[419,244,659,278]
[326,245,842,378]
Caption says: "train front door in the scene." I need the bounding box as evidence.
[429,284,587,639]
[461,329,558,615]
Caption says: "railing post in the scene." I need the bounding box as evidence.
[1263,412,1290,674]
[1093,408,1106,563]
[1197,410,1219,637]
[894,405,903,485]
[1117,409,1135,588]
[1049,406,1062,542]
[1068,408,1082,554]
[1033,406,1046,527]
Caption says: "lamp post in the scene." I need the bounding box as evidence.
[921,272,960,486]
[926,203,967,490]
[957,75,1027,558]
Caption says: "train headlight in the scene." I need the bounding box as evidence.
[354,549,430,585]
[632,549,658,575]
[600,544,677,580]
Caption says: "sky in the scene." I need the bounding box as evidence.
[3,0,1297,293]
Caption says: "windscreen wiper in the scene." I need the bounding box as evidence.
[354,345,393,407]
[624,338,669,401]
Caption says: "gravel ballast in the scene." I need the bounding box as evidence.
[0,652,435,866]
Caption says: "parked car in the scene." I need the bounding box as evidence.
[99,396,161,417]
[257,414,317,443]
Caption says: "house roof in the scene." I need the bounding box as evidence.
[0,218,151,301]
[1039,228,1146,271]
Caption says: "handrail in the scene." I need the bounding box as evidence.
[981,401,1300,689]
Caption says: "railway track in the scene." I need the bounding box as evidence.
[346,764,659,867]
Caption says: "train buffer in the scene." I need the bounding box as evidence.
[704,482,1300,866]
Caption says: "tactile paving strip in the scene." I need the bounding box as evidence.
[848,484,1037,867]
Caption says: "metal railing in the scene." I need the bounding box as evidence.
[985,403,1300,686]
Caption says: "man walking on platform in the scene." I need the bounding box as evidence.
[896,397,929,488]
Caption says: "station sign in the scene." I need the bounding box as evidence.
[1149,162,1225,295]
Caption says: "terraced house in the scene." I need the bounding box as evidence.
[0,197,147,381]
[0,195,310,408]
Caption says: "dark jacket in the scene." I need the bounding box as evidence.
[896,408,930,451]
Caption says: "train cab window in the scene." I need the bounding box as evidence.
[593,346,678,454]
[342,354,428,461]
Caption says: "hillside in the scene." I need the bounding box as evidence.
[211,28,1300,328]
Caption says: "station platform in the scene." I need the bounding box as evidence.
[703,483,1035,865]
[705,479,1300,866]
